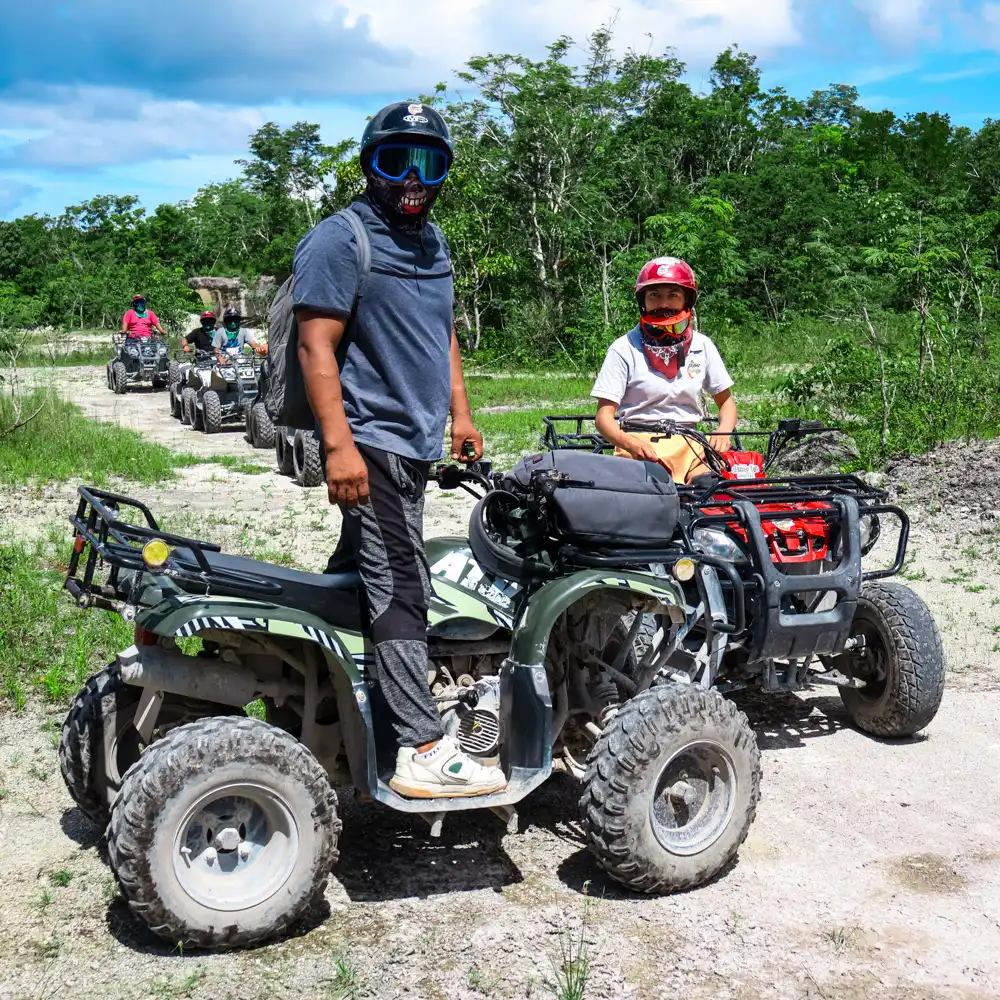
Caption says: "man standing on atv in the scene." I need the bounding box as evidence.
[212,308,266,363]
[181,311,217,354]
[120,294,165,338]
[592,257,738,483]
[295,102,504,800]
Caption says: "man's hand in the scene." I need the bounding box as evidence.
[254,342,268,355]
[708,433,732,453]
[183,343,190,353]
[325,443,370,507]
[623,434,662,463]
[450,417,484,462]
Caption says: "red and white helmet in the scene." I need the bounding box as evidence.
[634,257,699,309]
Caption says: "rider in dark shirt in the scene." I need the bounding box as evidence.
[182,312,217,354]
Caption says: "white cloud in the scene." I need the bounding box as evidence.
[850,0,945,45]
[339,0,801,75]
[0,88,263,170]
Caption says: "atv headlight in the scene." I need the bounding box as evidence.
[126,346,139,357]
[157,342,167,356]
[142,538,171,569]
[693,527,746,562]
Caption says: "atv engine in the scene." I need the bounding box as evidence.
[430,659,504,761]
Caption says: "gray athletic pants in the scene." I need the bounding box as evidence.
[325,443,444,748]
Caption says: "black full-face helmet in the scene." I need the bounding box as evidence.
[360,101,453,166]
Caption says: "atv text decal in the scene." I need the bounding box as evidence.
[429,551,520,611]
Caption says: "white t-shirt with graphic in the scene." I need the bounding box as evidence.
[591,327,733,424]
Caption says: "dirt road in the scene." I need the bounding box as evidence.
[1,366,998,999]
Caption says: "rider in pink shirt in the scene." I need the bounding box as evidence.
[120,295,164,338]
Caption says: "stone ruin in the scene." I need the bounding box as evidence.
[186,276,277,326]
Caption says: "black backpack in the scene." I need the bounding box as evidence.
[262,206,371,430]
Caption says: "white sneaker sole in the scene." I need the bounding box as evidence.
[388,775,508,799]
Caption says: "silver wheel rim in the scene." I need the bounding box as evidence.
[172,781,300,911]
[649,740,737,856]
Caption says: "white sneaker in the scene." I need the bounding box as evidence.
[389,735,507,799]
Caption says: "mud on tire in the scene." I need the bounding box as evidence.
[181,387,196,426]
[838,581,945,738]
[60,666,238,828]
[293,430,323,487]
[580,684,760,894]
[112,361,128,395]
[108,717,341,949]
[250,402,276,450]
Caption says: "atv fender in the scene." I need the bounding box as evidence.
[509,569,685,667]
[138,594,366,683]
[137,594,374,789]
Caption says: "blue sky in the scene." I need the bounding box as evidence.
[2,0,999,220]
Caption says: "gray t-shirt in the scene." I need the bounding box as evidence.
[212,329,255,351]
[292,199,453,462]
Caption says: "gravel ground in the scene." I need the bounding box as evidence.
[0,367,998,1000]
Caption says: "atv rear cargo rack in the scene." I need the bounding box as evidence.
[66,486,281,612]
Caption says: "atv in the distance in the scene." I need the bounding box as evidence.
[107,333,170,394]
[541,414,945,737]
[187,348,261,434]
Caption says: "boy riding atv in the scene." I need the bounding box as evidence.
[593,258,736,483]
[213,308,265,362]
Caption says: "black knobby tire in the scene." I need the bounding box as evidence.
[106,365,113,390]
[242,404,254,444]
[202,390,223,434]
[580,684,761,894]
[168,360,181,386]
[839,581,945,737]
[181,387,196,426]
[60,666,236,828]
[250,403,276,450]
[107,717,341,949]
[169,385,182,419]
[293,430,323,487]
[275,431,295,476]
[112,361,128,394]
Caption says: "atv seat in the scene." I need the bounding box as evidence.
[171,548,362,631]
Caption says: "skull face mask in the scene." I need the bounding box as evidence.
[365,167,442,237]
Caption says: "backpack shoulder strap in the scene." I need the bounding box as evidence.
[337,205,372,303]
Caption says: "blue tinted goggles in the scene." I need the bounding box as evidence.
[371,144,450,184]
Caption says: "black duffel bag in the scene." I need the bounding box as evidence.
[504,450,679,547]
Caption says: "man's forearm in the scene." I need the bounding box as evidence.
[299,340,354,452]
[449,333,472,420]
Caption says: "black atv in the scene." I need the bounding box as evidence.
[106,334,170,394]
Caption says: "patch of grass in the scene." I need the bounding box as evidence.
[48,869,73,887]
[20,347,111,368]
[0,529,132,710]
[466,374,595,411]
[150,970,206,1000]
[245,699,266,721]
[38,887,54,911]
[327,951,362,1000]
[213,458,271,475]
[966,584,987,593]
[545,892,594,1000]
[824,925,860,953]
[0,390,181,485]
[467,966,499,995]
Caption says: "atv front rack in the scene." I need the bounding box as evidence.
[66,486,281,611]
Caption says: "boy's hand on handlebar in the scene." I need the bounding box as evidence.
[623,435,661,463]
[325,443,370,508]
[708,433,732,453]
[450,418,483,462]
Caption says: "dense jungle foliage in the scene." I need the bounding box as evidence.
[3,31,1000,462]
